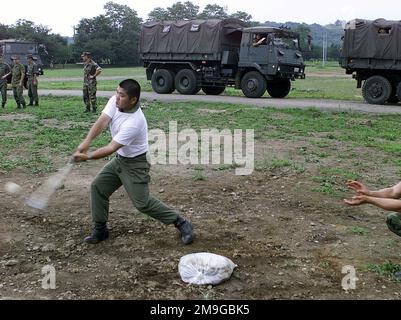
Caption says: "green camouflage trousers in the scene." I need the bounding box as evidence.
[90,154,179,225]
[386,213,401,237]
[0,81,7,104]
[12,85,26,107]
[27,80,38,104]
[83,82,97,111]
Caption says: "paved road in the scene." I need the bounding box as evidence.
[37,89,401,115]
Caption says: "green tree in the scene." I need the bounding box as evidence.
[147,7,170,21]
[167,1,199,20]
[229,11,252,24]
[73,1,142,65]
[198,4,228,19]
[294,24,312,51]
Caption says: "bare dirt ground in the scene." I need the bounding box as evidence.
[1,141,401,300]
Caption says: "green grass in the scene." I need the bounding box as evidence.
[367,261,401,281]
[193,167,207,181]
[42,67,146,78]
[312,167,360,196]
[39,80,153,92]
[1,96,401,186]
[255,158,305,174]
[349,226,369,235]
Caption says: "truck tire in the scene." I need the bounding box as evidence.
[241,71,267,98]
[175,69,199,95]
[151,69,175,94]
[202,85,226,95]
[362,75,392,105]
[266,79,291,98]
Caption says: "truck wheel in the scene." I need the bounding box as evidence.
[175,69,199,95]
[241,71,267,98]
[266,79,291,98]
[151,69,175,94]
[362,75,392,105]
[202,85,226,95]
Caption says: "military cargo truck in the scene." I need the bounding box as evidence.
[140,19,305,98]
[0,39,44,87]
[340,19,401,104]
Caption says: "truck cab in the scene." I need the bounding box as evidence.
[237,27,305,98]
[0,40,44,87]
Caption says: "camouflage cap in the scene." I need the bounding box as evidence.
[81,51,91,57]
[11,55,20,60]
[26,54,34,59]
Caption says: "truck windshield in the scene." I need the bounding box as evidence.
[271,34,300,49]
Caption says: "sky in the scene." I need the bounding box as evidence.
[1,0,401,37]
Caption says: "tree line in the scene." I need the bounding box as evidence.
[0,1,343,67]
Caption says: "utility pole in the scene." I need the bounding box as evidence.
[322,31,327,67]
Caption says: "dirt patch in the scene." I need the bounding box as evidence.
[1,141,401,300]
[40,119,89,130]
[198,109,228,114]
[0,114,35,121]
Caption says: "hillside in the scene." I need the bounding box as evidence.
[263,20,345,46]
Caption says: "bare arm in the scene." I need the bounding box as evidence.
[90,67,102,79]
[344,195,401,213]
[2,71,10,79]
[74,140,123,162]
[372,182,401,199]
[346,180,401,199]
[76,113,111,153]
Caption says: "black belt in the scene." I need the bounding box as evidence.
[116,152,147,160]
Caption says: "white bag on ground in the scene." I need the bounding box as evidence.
[178,252,237,285]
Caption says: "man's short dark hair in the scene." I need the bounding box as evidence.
[119,79,141,101]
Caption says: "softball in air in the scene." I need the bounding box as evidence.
[4,182,22,194]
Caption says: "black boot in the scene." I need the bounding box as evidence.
[84,222,109,244]
[92,108,97,113]
[21,102,26,109]
[1,102,5,108]
[16,103,21,109]
[34,101,39,107]
[28,100,33,106]
[174,216,194,245]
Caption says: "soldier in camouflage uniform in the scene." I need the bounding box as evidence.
[26,55,39,106]
[0,54,11,108]
[11,55,26,109]
[82,52,102,113]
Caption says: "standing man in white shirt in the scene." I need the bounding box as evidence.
[73,79,194,245]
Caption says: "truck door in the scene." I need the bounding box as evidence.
[247,34,274,72]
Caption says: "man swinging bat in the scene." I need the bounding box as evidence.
[73,79,194,245]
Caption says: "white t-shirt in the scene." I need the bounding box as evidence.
[102,95,148,157]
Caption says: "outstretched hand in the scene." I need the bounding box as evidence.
[346,180,368,195]
[343,195,367,206]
